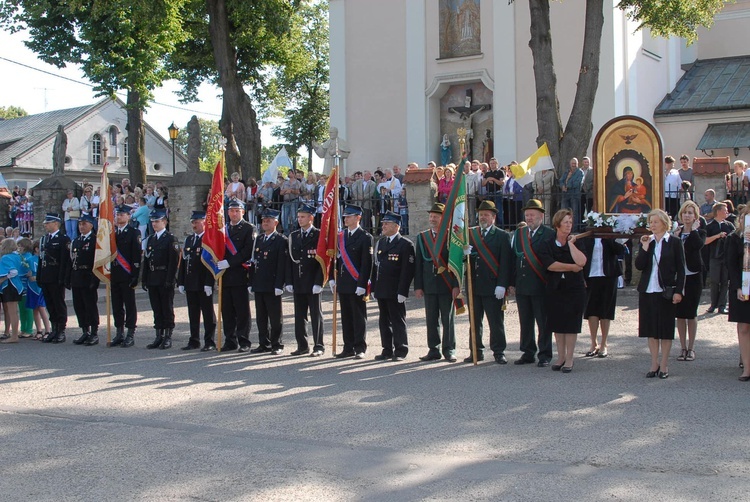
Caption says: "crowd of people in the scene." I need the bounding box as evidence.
[3,157,750,383]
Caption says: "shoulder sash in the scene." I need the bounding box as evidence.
[469,227,499,277]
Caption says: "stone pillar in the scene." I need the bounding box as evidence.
[30,176,82,238]
[168,171,213,242]
[402,168,437,240]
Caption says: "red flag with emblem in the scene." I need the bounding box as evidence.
[93,162,115,283]
[315,167,338,283]
[201,160,226,278]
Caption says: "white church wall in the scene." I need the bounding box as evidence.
[695,1,750,60]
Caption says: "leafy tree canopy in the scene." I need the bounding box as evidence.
[0,105,28,119]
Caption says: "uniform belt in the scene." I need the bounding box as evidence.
[73,265,91,271]
[150,265,167,271]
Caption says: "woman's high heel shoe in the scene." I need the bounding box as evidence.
[646,367,660,378]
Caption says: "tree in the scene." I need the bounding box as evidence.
[269,1,329,171]
[174,117,222,173]
[0,106,27,119]
[1,0,185,184]
[169,0,300,181]
[523,0,728,175]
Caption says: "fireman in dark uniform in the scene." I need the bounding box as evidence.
[69,214,101,346]
[286,204,325,356]
[177,211,217,351]
[249,208,288,355]
[141,210,179,350]
[215,200,255,352]
[38,213,70,344]
[371,211,416,361]
[109,205,141,348]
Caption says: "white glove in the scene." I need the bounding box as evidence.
[463,245,473,256]
[329,280,336,293]
[7,269,18,279]
[247,286,253,294]
[217,260,230,270]
[204,286,212,297]
[355,287,366,296]
[312,285,323,294]
[495,286,506,300]
[275,288,283,296]
[178,285,185,295]
[397,294,406,303]
[285,285,294,293]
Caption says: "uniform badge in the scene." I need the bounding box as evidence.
[408,254,414,264]
[173,243,180,252]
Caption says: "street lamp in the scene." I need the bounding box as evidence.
[168,122,179,176]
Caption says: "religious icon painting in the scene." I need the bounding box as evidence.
[593,115,664,215]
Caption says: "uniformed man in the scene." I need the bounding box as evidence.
[141,210,180,350]
[109,205,141,348]
[286,204,325,356]
[215,200,255,352]
[465,200,513,364]
[509,199,555,366]
[414,203,460,363]
[177,211,217,351]
[330,204,373,359]
[69,214,101,346]
[249,208,288,355]
[371,211,415,361]
[37,213,70,344]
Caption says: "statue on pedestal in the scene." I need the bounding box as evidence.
[440,134,452,166]
[313,126,351,175]
[52,125,67,176]
[187,115,201,173]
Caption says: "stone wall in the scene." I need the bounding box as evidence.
[31,176,82,238]
[168,171,212,243]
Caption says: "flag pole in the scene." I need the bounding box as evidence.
[465,257,478,365]
[216,145,226,352]
[331,155,340,356]
[106,282,112,345]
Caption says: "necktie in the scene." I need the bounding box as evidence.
[482,230,488,239]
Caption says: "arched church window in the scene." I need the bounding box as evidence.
[109,125,119,158]
[92,134,102,165]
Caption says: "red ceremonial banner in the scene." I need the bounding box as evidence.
[201,160,226,278]
[315,167,338,284]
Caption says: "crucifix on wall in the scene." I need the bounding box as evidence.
[448,89,491,159]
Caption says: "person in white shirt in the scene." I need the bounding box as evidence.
[664,155,683,218]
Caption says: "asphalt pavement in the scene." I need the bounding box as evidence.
[1,287,749,501]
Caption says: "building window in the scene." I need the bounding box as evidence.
[122,137,129,169]
[92,134,102,165]
[109,125,119,158]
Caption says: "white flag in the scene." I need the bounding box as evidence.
[262,147,293,185]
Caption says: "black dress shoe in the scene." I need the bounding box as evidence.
[238,345,253,353]
[658,371,669,379]
[249,346,270,354]
[335,352,355,359]
[445,354,457,362]
[494,354,508,365]
[463,354,484,363]
[561,366,573,373]
[392,355,405,362]
[419,353,441,361]
[513,358,534,365]
[354,352,366,359]
[706,306,716,314]
[290,348,309,356]
[374,353,393,361]
[646,367,660,378]
[537,360,550,367]
[271,348,283,355]
[220,343,238,352]
[310,349,324,357]
[551,362,564,371]
[181,344,200,351]
[201,345,217,352]
[719,308,729,315]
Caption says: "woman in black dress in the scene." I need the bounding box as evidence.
[725,205,750,380]
[635,209,686,379]
[580,237,625,358]
[674,200,706,362]
[539,209,587,373]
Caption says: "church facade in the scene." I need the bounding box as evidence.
[329,0,750,172]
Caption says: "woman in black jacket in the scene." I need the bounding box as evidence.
[635,209,686,379]
[674,201,706,362]
[579,236,625,358]
[725,205,750,381]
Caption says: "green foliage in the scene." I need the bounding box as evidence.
[0,105,28,119]
[618,0,730,44]
[1,0,186,107]
[174,118,222,173]
[269,1,329,159]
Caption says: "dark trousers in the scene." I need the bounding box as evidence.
[709,258,729,309]
[221,285,251,347]
[41,283,67,326]
[72,286,99,328]
[255,292,283,349]
[516,293,552,362]
[186,290,217,346]
[424,293,456,357]
[293,292,324,352]
[377,298,408,357]
[339,293,367,354]
[471,294,507,356]
[111,281,137,329]
[148,285,175,329]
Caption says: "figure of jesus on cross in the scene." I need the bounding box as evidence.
[448,89,491,159]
